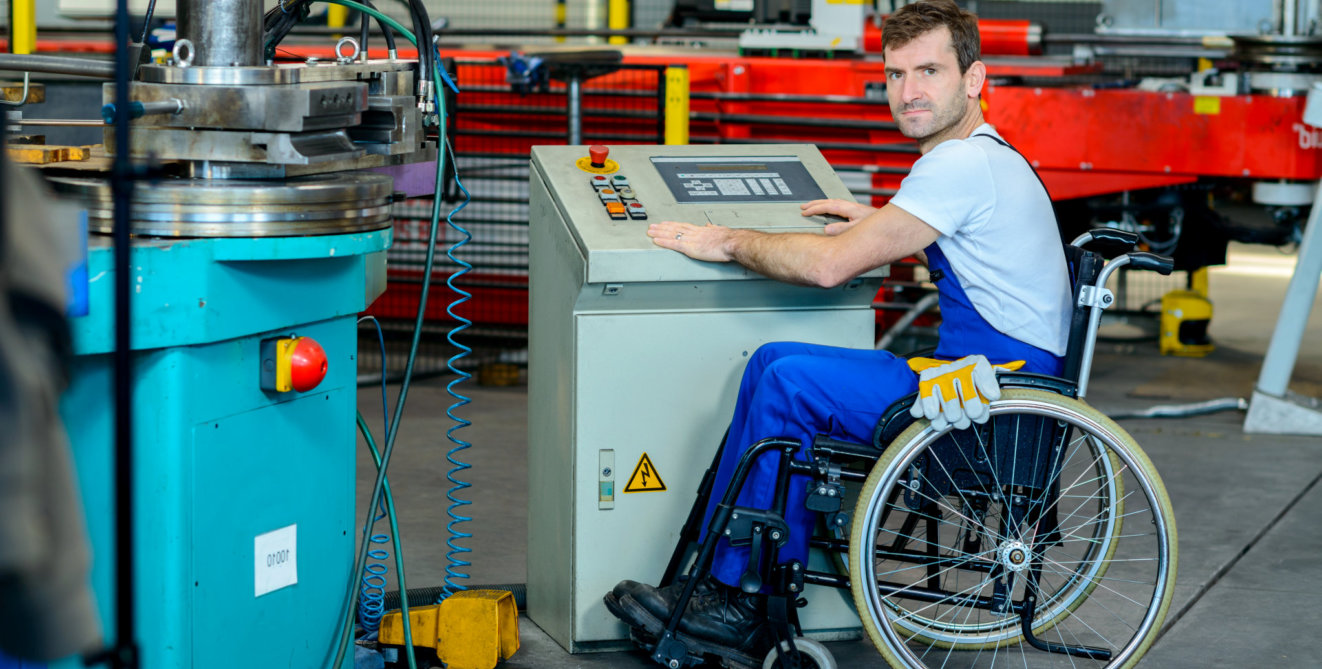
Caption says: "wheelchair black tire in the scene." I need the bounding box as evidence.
[848,389,1177,668]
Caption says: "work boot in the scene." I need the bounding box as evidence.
[606,575,768,654]
[610,575,717,623]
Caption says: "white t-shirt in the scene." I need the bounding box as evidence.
[887,124,1071,356]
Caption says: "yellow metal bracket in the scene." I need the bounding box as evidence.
[380,590,520,669]
[6,144,92,165]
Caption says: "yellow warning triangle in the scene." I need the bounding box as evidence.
[624,453,667,493]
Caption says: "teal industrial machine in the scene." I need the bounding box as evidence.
[28,1,440,667]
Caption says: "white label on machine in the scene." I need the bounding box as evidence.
[254,524,298,596]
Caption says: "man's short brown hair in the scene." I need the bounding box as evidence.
[882,0,981,73]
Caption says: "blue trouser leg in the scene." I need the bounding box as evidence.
[701,342,919,588]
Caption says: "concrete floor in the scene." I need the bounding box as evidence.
[355,242,1322,668]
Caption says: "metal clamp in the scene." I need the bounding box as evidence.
[335,36,361,64]
[1077,285,1115,310]
[173,39,195,68]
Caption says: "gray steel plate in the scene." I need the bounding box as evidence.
[51,172,395,238]
[138,59,416,86]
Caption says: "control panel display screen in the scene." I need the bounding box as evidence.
[650,156,827,204]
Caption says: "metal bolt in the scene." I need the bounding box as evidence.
[602,468,612,477]
[789,584,798,592]
[770,531,781,540]
[827,488,836,497]
[732,513,739,520]
[669,660,680,669]
[724,529,731,536]
[792,563,801,571]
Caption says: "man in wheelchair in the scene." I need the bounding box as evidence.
[604,0,1109,665]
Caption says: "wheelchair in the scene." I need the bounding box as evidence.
[623,229,1179,669]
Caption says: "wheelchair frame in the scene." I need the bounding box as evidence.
[639,230,1178,669]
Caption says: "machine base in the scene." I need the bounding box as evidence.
[1244,389,1322,436]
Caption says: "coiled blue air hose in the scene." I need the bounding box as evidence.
[441,141,474,597]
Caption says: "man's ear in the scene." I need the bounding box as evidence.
[965,60,987,99]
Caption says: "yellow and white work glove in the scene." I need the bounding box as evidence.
[907,355,1026,431]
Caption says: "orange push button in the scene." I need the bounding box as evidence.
[261,336,329,393]
[605,202,627,220]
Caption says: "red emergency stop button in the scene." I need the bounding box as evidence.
[289,337,328,392]
[261,335,328,393]
[589,144,609,168]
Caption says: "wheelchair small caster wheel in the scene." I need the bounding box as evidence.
[762,637,836,669]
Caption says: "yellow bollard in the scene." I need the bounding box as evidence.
[10,0,37,55]
[664,66,690,146]
[380,590,520,669]
[328,4,350,40]
[608,0,630,46]
[328,5,351,29]
[555,0,567,43]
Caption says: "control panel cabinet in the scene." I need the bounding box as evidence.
[527,144,884,652]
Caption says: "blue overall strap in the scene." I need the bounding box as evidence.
[926,242,1063,376]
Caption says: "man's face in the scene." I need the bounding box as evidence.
[883,26,975,143]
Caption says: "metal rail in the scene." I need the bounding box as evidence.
[0,53,114,78]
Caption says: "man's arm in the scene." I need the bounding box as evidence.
[646,202,940,288]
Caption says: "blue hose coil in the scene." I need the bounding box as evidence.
[442,149,474,598]
[357,535,390,633]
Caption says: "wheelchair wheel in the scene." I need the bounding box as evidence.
[848,389,1177,667]
[860,409,1127,652]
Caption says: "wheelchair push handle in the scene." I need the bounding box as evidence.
[1071,228,1140,249]
[1124,251,1175,276]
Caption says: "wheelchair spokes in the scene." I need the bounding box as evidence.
[849,390,1176,667]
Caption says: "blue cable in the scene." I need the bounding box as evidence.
[441,139,474,598]
[355,316,392,634]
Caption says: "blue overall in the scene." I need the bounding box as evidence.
[702,242,1064,588]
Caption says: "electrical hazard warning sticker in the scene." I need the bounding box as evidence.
[624,453,667,493]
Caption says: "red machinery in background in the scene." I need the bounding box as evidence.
[368,37,1317,332]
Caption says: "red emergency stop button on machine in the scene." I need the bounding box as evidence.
[577,144,619,174]
[289,337,328,392]
[261,335,328,393]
